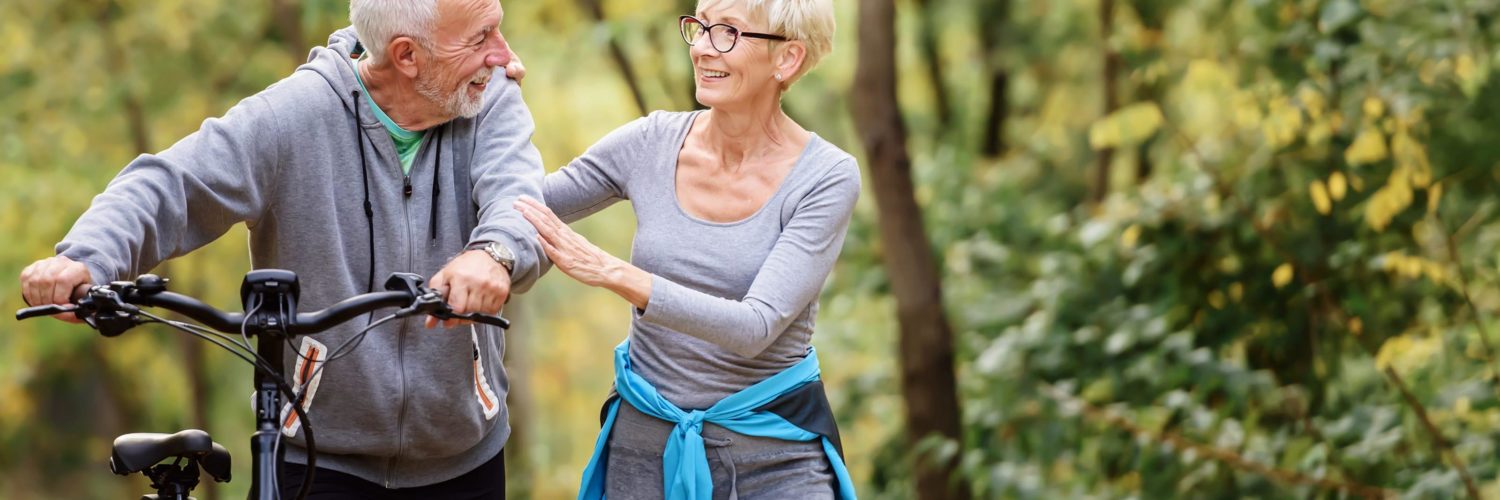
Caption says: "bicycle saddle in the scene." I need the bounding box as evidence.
[110,429,232,482]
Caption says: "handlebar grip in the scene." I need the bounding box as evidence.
[16,305,76,321]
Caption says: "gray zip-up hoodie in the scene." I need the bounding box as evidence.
[54,27,544,487]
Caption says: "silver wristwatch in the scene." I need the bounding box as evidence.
[467,241,515,274]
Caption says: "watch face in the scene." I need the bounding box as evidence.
[490,243,515,261]
[487,243,515,271]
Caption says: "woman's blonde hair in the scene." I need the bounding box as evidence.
[701,0,836,87]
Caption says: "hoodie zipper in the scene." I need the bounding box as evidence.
[385,139,428,487]
[385,190,414,487]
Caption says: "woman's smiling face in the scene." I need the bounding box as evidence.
[687,3,785,109]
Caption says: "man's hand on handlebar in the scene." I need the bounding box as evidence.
[19,255,91,324]
[425,250,511,329]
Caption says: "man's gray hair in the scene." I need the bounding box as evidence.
[349,0,440,63]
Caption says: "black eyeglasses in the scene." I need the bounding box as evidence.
[679,15,787,53]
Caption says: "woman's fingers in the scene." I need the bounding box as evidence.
[517,197,586,259]
[515,196,612,287]
[517,199,565,243]
[538,234,565,268]
[516,196,565,232]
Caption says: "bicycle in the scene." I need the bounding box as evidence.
[16,269,509,500]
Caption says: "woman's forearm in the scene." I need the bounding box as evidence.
[604,258,653,310]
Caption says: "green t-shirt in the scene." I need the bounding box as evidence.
[353,57,426,174]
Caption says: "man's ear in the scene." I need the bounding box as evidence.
[775,41,807,83]
[389,36,423,78]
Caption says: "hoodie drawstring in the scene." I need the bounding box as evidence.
[353,89,377,294]
[430,129,443,241]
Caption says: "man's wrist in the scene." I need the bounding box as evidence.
[465,240,516,274]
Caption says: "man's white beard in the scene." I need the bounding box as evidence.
[417,66,492,119]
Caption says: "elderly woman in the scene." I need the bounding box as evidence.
[513,0,858,497]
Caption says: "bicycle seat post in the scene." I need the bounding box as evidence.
[142,459,201,500]
[241,270,300,499]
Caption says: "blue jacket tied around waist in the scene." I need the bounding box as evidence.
[578,339,857,499]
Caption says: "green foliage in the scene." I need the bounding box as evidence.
[827,0,1500,497]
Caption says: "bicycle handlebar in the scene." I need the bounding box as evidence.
[15,271,510,334]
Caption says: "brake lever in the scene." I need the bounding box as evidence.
[432,310,511,329]
[392,290,447,319]
[392,289,510,329]
[16,304,78,321]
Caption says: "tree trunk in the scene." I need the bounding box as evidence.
[1093,0,1121,202]
[979,0,1009,157]
[914,0,953,130]
[851,1,968,498]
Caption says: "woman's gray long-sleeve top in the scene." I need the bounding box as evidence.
[543,110,861,409]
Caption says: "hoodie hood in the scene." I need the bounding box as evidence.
[299,27,371,126]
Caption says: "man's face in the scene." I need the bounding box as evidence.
[416,0,511,119]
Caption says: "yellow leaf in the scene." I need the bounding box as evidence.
[1344,126,1387,166]
[1090,102,1165,149]
[1306,119,1332,147]
[1419,59,1441,85]
[1298,86,1326,119]
[1208,290,1226,309]
[1423,261,1447,284]
[1365,170,1415,232]
[1120,224,1142,248]
[1374,333,1441,375]
[1454,53,1487,96]
[1363,96,1385,119]
[1262,96,1304,148]
[1272,263,1294,288]
[1428,182,1443,214]
[1402,257,1423,279]
[1391,131,1433,187]
[1229,282,1244,302]
[1349,317,1363,336]
[1328,172,1348,200]
[1456,397,1471,417]
[1310,180,1332,215]
[1368,191,1398,228]
[1468,338,1488,359]
[1231,91,1263,131]
[1380,251,1403,272]
[1456,54,1475,83]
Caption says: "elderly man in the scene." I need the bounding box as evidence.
[19,0,539,496]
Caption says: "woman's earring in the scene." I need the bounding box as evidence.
[775,72,783,81]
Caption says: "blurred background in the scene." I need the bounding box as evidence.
[3,0,1500,497]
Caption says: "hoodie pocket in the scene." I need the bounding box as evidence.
[471,325,501,420]
[281,337,329,438]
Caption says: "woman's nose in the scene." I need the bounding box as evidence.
[689,32,716,58]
